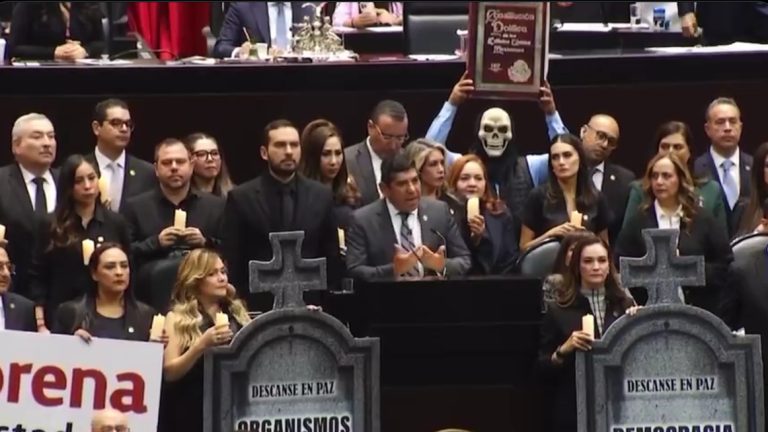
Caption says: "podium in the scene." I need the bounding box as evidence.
[330,276,544,432]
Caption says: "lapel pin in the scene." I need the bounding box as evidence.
[610,175,616,181]
[129,169,136,177]
[128,327,134,333]
[583,214,589,221]
[422,215,428,222]
[746,166,751,171]
[9,303,14,309]
[97,236,104,242]
[449,209,454,215]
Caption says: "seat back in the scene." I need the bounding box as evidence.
[403,2,468,55]
[136,255,186,313]
[731,232,768,268]
[517,238,561,278]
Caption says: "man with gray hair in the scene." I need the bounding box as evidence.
[0,113,58,308]
[91,408,129,432]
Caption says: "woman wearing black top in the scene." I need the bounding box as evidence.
[539,236,638,432]
[520,134,613,250]
[183,133,235,198]
[29,154,131,332]
[734,142,768,236]
[8,2,105,60]
[161,249,252,432]
[52,242,158,342]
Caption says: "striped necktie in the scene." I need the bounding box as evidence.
[399,212,420,278]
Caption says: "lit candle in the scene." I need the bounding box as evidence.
[582,314,595,338]
[0,224,6,241]
[174,209,187,229]
[82,239,95,265]
[467,197,480,219]
[150,314,165,340]
[98,177,110,203]
[215,312,229,327]
[570,211,583,227]
[337,228,345,248]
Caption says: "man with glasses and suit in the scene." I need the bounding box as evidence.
[0,245,36,332]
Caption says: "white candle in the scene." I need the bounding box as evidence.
[174,209,187,229]
[0,224,6,241]
[337,228,345,248]
[467,197,480,219]
[150,314,165,340]
[82,239,95,265]
[570,211,583,227]
[215,312,229,327]
[98,177,109,203]
[582,314,595,337]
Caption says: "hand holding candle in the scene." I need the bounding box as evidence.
[174,209,187,229]
[150,314,166,341]
[570,211,583,227]
[467,197,480,219]
[215,312,229,327]
[82,239,95,265]
[582,314,595,338]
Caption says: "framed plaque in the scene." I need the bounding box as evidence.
[467,2,550,100]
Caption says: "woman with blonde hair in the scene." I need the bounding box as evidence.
[404,138,449,200]
[161,248,250,432]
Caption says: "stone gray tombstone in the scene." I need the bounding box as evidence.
[576,228,764,432]
[203,231,380,432]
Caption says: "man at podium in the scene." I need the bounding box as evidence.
[345,154,471,281]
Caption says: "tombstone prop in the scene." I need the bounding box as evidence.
[204,231,381,432]
[576,229,764,432]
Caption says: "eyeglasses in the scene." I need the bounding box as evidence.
[585,124,618,148]
[106,119,135,131]
[193,150,221,160]
[375,125,409,142]
[0,262,14,274]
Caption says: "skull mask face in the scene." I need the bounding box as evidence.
[478,108,513,158]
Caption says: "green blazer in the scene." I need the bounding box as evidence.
[622,179,728,234]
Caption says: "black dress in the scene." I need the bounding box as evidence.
[522,185,613,238]
[161,309,243,432]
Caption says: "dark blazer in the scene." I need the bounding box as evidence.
[615,206,733,313]
[52,296,157,342]
[345,197,472,281]
[693,150,753,237]
[0,164,59,297]
[600,162,635,244]
[343,141,381,207]
[28,204,132,324]
[212,1,316,58]
[84,152,157,214]
[1,292,37,332]
[8,2,105,59]
[220,173,341,302]
[539,294,628,432]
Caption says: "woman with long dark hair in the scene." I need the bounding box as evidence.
[539,236,638,432]
[542,230,599,303]
[616,153,732,312]
[183,133,235,198]
[735,142,768,236]
[300,119,361,229]
[8,2,104,59]
[623,121,728,235]
[520,134,612,250]
[28,154,131,333]
[52,243,157,341]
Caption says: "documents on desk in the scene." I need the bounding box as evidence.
[555,22,651,32]
[646,42,768,54]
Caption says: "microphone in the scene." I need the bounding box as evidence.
[431,228,447,247]
[599,2,609,27]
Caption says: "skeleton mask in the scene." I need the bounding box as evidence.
[477,108,513,158]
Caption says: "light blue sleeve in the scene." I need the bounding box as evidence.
[526,153,550,187]
[545,111,570,140]
[425,101,462,167]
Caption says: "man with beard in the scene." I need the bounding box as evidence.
[221,120,340,305]
[0,246,36,332]
[122,139,225,271]
[85,99,156,213]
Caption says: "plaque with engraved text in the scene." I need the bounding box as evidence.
[467,2,550,100]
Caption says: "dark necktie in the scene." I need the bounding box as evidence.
[32,177,48,217]
[281,187,295,231]
[399,212,420,278]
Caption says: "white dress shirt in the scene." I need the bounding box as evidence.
[18,165,56,213]
[386,199,424,276]
[268,2,293,47]
[0,295,5,330]
[366,138,383,198]
[94,147,127,211]
[654,200,685,302]
[592,161,605,191]
[709,147,741,196]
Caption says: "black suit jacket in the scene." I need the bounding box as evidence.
[52,296,156,342]
[344,141,380,206]
[213,1,317,58]
[221,173,341,304]
[84,152,157,214]
[8,2,105,59]
[1,292,37,332]
[615,206,733,313]
[0,164,59,297]
[600,162,635,245]
[693,150,753,237]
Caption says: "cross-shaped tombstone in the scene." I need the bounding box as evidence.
[249,231,327,310]
[619,228,705,306]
